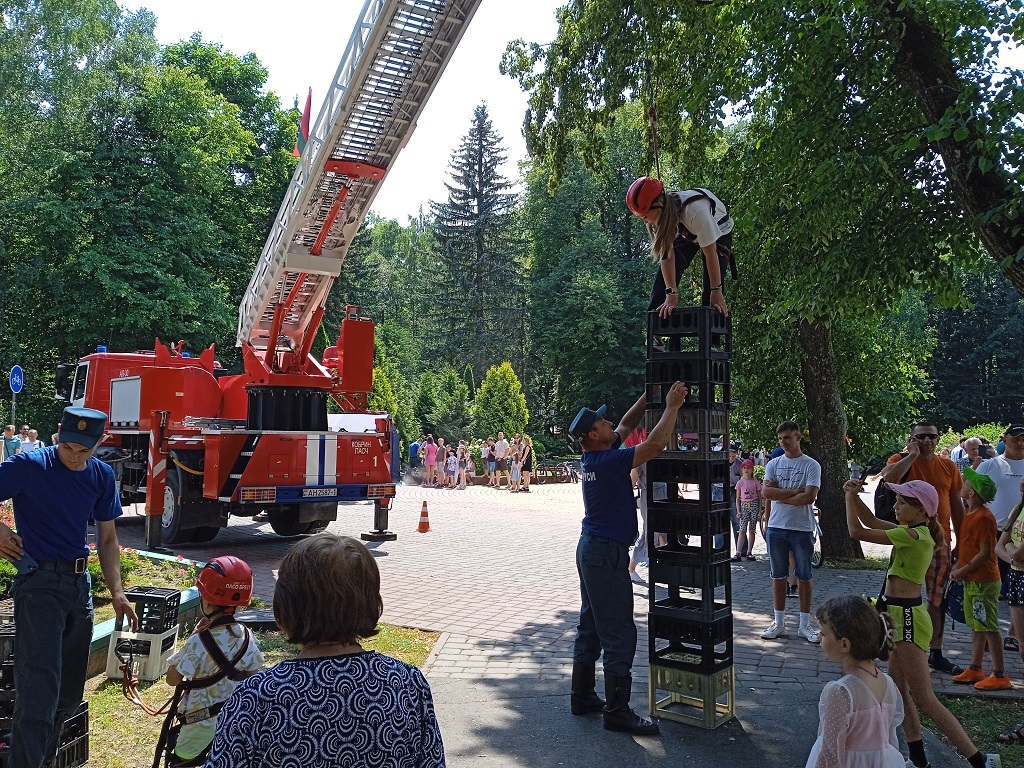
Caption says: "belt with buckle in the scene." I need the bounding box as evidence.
[36,558,88,574]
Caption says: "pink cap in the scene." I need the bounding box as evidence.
[741,459,754,469]
[884,479,938,519]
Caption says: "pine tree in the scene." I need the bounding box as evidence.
[427,103,527,382]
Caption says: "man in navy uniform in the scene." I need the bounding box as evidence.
[0,407,138,768]
[567,381,687,735]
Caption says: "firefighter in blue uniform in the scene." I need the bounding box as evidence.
[0,406,138,768]
[567,381,688,736]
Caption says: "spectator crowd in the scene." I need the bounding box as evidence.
[406,432,536,492]
[2,423,47,461]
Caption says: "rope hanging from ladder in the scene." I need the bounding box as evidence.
[644,58,662,182]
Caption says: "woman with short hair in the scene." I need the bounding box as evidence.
[206,535,445,767]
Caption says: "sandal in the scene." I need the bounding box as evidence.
[998,722,1024,744]
[1005,637,1020,652]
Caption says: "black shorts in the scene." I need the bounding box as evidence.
[648,231,733,311]
[495,459,508,471]
[1007,569,1024,607]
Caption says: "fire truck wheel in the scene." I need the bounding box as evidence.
[161,470,191,545]
[267,508,308,537]
[189,527,220,544]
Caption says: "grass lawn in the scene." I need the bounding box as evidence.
[86,624,438,768]
[925,694,1024,768]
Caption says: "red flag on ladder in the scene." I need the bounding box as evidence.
[292,87,312,157]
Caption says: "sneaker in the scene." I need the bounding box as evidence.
[952,665,987,684]
[928,655,964,675]
[761,621,787,639]
[975,673,1012,691]
[797,625,821,644]
[985,755,1002,768]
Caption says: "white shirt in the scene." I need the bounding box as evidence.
[19,439,43,452]
[764,453,821,532]
[674,189,734,248]
[977,455,1024,529]
[494,439,510,459]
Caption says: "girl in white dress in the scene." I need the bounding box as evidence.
[806,595,905,768]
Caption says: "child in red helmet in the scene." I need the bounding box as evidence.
[625,176,734,319]
[163,556,265,765]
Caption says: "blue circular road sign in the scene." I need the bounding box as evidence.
[9,366,23,394]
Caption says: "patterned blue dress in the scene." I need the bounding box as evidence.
[205,651,445,767]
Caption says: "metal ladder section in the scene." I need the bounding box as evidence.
[237,0,484,354]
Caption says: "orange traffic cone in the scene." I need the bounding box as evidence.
[416,501,432,533]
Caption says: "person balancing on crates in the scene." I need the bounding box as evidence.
[625,176,736,319]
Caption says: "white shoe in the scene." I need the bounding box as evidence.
[797,625,821,644]
[761,621,787,639]
[985,754,1002,768]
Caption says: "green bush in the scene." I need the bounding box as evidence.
[0,559,16,598]
[753,465,766,481]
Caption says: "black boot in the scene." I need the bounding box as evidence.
[602,674,660,735]
[570,662,606,715]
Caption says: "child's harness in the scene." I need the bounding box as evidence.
[116,615,251,768]
[670,188,739,280]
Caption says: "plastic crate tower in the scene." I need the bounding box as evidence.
[645,306,735,728]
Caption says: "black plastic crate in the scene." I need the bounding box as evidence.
[648,308,732,357]
[647,458,731,513]
[60,701,88,744]
[54,733,88,768]
[649,559,732,619]
[646,356,730,388]
[649,610,733,674]
[120,586,180,633]
[646,505,732,538]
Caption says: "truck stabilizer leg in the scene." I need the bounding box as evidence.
[362,499,397,542]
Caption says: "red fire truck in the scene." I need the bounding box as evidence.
[54,0,483,546]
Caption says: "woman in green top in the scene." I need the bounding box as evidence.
[847,479,1000,768]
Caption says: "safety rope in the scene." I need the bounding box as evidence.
[115,640,175,716]
[172,459,204,476]
[644,58,662,182]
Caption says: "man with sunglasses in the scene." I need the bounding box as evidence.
[880,421,964,675]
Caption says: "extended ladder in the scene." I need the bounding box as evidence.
[237,0,483,358]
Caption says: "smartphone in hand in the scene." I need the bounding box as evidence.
[12,553,37,576]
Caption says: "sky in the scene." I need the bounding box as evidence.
[124,0,562,222]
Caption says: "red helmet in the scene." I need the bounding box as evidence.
[626,176,664,217]
[196,556,253,607]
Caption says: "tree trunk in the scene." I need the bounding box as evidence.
[797,317,863,561]
[881,1,1024,295]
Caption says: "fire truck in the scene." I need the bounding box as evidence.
[53,0,483,547]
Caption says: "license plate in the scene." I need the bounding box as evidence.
[302,488,336,498]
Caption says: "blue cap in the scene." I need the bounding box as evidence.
[569,405,608,439]
[58,407,108,448]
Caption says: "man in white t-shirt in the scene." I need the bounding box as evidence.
[19,430,44,453]
[978,424,1024,611]
[493,432,510,487]
[760,421,821,644]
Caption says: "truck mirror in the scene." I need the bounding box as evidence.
[54,364,73,402]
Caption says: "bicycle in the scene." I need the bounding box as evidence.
[758,505,823,568]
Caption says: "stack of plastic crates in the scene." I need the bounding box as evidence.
[0,601,89,767]
[645,307,735,728]
[105,586,180,682]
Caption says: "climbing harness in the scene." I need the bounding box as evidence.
[116,614,252,768]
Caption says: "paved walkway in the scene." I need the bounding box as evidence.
[116,482,1017,767]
